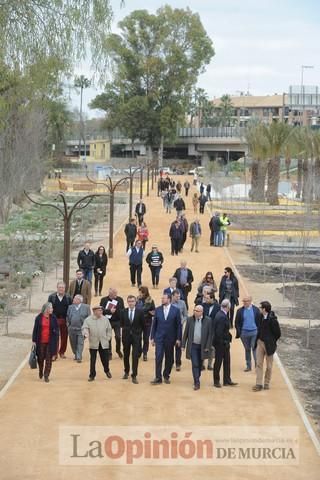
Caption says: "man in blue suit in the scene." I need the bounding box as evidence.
[150,293,182,384]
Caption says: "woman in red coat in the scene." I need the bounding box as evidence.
[32,302,59,382]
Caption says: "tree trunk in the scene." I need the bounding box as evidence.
[250,158,267,202]
[285,156,291,179]
[314,157,320,202]
[302,157,313,203]
[266,157,280,205]
[131,139,135,158]
[158,136,164,168]
[296,157,303,198]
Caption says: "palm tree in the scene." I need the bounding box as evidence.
[74,75,91,157]
[216,94,234,127]
[245,123,268,201]
[264,122,293,205]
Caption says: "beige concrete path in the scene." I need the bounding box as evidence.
[0,181,319,479]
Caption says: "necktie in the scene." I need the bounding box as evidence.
[129,310,133,323]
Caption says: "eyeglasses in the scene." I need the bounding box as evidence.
[194,309,202,312]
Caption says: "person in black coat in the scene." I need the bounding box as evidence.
[235,296,260,371]
[120,295,145,384]
[182,305,211,390]
[173,195,186,216]
[93,245,108,296]
[219,267,239,328]
[169,219,184,256]
[135,199,146,226]
[253,301,281,392]
[212,299,238,388]
[209,212,222,246]
[100,287,125,359]
[202,290,220,370]
[77,242,95,283]
[124,218,137,251]
[173,260,194,310]
[198,193,207,214]
[32,302,59,382]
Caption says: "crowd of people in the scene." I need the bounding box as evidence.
[32,175,281,393]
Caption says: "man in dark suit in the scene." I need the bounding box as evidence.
[202,290,220,370]
[135,199,146,225]
[212,299,238,388]
[100,287,124,359]
[173,260,194,310]
[120,295,145,384]
[150,293,182,384]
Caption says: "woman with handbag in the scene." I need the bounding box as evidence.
[94,245,108,296]
[32,302,59,382]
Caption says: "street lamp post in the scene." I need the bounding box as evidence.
[24,191,96,287]
[87,174,129,258]
[226,149,230,176]
[301,65,314,125]
[139,166,144,198]
[128,166,141,219]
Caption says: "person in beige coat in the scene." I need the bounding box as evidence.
[82,306,112,381]
[68,269,92,305]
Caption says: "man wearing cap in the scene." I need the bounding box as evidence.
[82,305,112,382]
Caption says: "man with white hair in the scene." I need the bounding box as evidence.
[48,281,72,360]
[173,260,194,310]
[66,295,91,362]
[212,299,238,388]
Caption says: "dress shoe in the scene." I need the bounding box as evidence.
[252,384,263,392]
[143,354,147,361]
[164,377,171,384]
[132,377,139,384]
[150,379,162,385]
[106,371,112,379]
[117,351,123,359]
[122,373,129,380]
[264,384,270,390]
[59,353,66,359]
[77,360,82,363]
[244,367,252,372]
[176,366,181,372]
[88,377,95,382]
[131,283,136,287]
[223,381,238,386]
[214,383,222,388]
[193,384,200,391]
[44,376,49,383]
[39,372,43,379]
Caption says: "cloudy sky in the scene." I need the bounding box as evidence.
[72,0,319,117]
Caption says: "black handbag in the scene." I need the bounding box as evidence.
[29,346,37,369]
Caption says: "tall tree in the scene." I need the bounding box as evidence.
[245,123,269,202]
[93,6,214,164]
[215,94,235,127]
[74,75,91,157]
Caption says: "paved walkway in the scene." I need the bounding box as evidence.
[0,182,319,479]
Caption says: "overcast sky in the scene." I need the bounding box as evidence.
[71,0,319,118]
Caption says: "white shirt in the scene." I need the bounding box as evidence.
[163,304,171,320]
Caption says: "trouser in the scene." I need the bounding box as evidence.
[94,273,105,295]
[214,231,222,246]
[199,205,205,214]
[171,238,180,255]
[89,343,110,378]
[137,214,144,226]
[68,329,84,360]
[56,317,68,355]
[191,343,202,386]
[228,302,235,328]
[176,209,183,217]
[213,343,231,384]
[256,339,274,386]
[181,286,190,310]
[165,202,172,213]
[191,236,200,252]
[130,264,142,286]
[109,322,121,356]
[150,266,161,286]
[122,333,141,377]
[240,331,257,369]
[185,188,189,196]
[38,343,52,378]
[142,324,151,355]
[175,343,182,367]
[205,346,215,368]
[126,238,135,252]
[83,268,93,283]
[180,232,187,250]
[221,230,227,246]
[155,340,175,380]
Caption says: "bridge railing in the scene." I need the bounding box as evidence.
[177,126,246,138]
